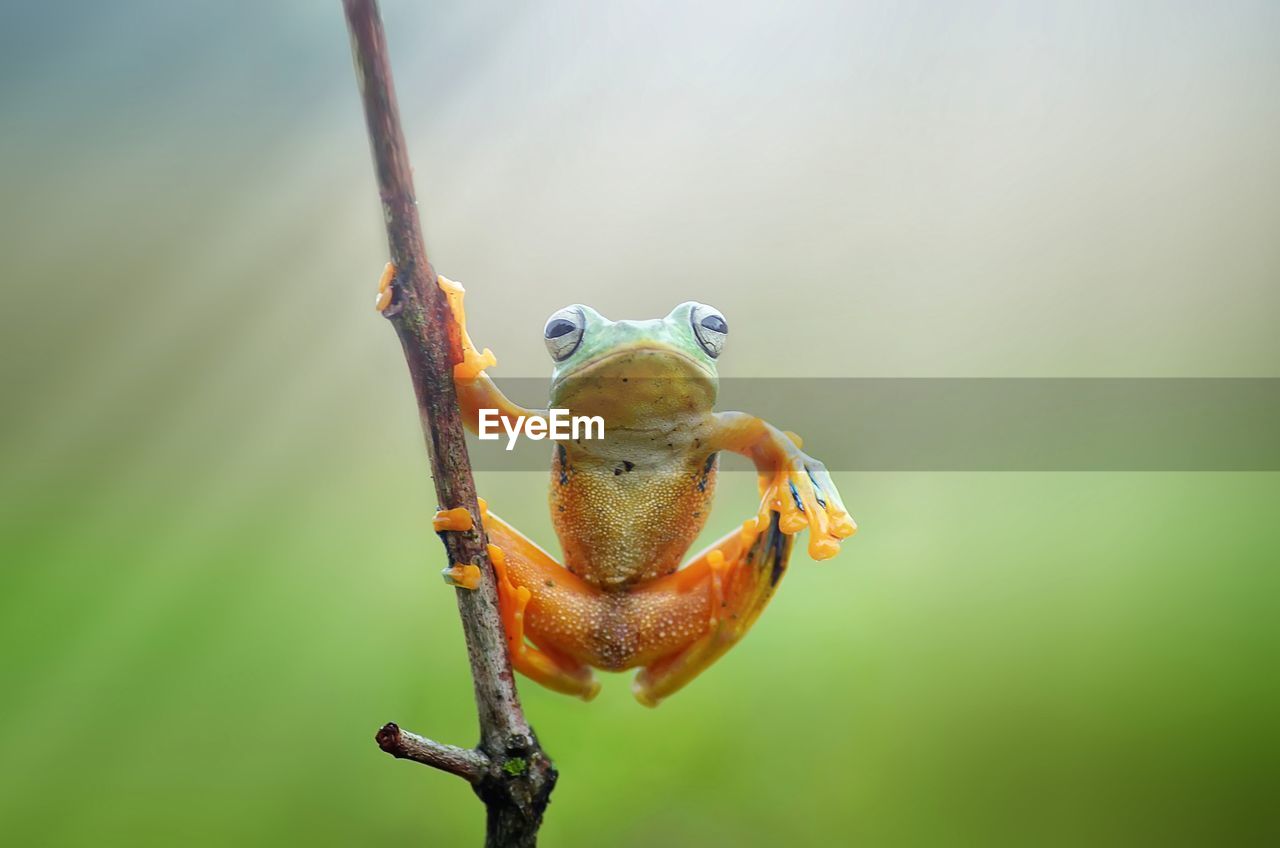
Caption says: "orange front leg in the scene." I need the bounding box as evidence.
[708,412,856,560]
[374,263,542,433]
[435,274,546,436]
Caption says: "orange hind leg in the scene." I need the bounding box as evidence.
[463,509,793,707]
[482,513,602,701]
[631,513,794,706]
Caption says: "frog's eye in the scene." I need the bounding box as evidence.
[544,306,585,361]
[690,303,728,358]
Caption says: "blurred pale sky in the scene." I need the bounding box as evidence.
[2,0,1277,391]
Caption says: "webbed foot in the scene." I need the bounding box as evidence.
[759,431,856,560]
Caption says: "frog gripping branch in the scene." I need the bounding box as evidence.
[344,2,853,844]
[433,289,856,707]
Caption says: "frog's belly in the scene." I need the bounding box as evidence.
[550,447,717,588]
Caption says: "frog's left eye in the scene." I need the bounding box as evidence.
[544,306,585,361]
[690,303,728,358]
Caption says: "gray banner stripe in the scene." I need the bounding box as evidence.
[460,378,1280,471]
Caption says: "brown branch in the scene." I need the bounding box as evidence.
[342,1,556,845]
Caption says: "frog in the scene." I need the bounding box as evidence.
[379,264,856,706]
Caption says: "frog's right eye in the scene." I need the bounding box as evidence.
[690,303,728,358]
[544,306,585,361]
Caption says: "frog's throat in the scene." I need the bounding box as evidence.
[549,344,716,400]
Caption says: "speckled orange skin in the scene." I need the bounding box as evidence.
[548,346,722,588]
[552,445,717,587]
[428,273,855,706]
[481,506,794,706]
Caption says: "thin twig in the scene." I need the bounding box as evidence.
[375,723,491,782]
[342,1,556,845]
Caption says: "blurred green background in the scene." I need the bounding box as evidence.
[2,1,1278,845]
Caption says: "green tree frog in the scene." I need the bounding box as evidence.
[380,265,856,706]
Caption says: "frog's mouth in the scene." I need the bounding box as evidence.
[550,344,717,416]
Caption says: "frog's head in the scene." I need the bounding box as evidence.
[544,301,728,422]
